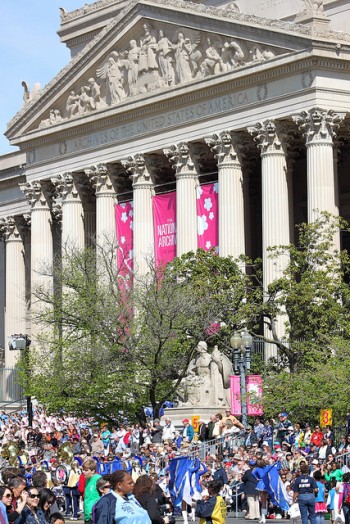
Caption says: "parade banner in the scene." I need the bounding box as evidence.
[246,375,263,416]
[115,202,134,283]
[196,182,218,251]
[230,375,242,416]
[153,192,176,266]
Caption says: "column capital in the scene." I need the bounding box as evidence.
[51,172,84,202]
[0,216,23,241]
[19,180,52,210]
[121,154,154,188]
[205,130,242,166]
[293,108,345,145]
[164,142,198,178]
[85,163,116,196]
[248,120,286,155]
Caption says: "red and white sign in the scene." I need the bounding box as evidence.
[115,202,134,285]
[153,192,176,266]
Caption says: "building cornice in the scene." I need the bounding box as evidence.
[6,0,350,138]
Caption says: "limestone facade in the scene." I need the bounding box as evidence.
[1,0,350,374]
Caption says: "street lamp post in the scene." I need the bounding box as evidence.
[230,330,253,428]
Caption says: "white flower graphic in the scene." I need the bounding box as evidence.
[204,198,212,211]
[196,186,203,199]
[120,203,127,209]
[197,215,208,236]
[213,182,218,193]
[120,236,126,245]
[206,241,212,249]
[209,211,214,220]
[130,220,133,230]
[129,209,134,217]
[121,212,128,223]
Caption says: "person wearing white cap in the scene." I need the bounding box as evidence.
[162,418,175,442]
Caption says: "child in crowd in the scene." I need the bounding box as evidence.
[50,513,65,524]
[196,480,227,524]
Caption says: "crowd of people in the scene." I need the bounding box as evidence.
[0,408,350,524]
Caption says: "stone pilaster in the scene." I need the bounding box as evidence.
[206,130,245,259]
[86,163,117,249]
[293,108,345,231]
[164,143,198,256]
[249,120,290,357]
[51,172,85,253]
[121,154,154,275]
[0,216,26,368]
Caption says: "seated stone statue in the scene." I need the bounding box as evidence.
[177,341,233,407]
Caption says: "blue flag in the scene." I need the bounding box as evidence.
[168,456,207,508]
[253,462,289,512]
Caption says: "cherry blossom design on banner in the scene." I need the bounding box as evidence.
[196,182,218,251]
[153,191,176,266]
[115,202,134,284]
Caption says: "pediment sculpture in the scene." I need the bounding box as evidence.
[38,22,284,129]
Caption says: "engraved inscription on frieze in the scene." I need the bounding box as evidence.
[38,21,285,129]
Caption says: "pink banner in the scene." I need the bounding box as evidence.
[246,375,263,416]
[196,183,218,251]
[230,375,242,416]
[153,192,176,266]
[115,202,134,283]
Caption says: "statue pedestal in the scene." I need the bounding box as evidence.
[162,405,225,428]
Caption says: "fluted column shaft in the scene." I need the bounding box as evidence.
[249,121,290,359]
[206,131,245,258]
[19,182,54,346]
[293,108,345,250]
[52,173,85,253]
[164,143,198,256]
[122,155,154,275]
[86,164,117,248]
[0,218,26,368]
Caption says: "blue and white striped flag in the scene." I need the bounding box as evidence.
[168,456,207,508]
[253,462,289,512]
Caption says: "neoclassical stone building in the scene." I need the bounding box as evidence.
[1,0,350,376]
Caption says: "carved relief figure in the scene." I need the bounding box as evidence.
[138,23,158,74]
[200,37,224,77]
[37,23,284,129]
[97,51,126,104]
[126,40,140,94]
[174,32,201,83]
[157,29,174,86]
[221,40,245,70]
[66,90,80,117]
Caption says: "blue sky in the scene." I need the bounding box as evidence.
[0,1,91,155]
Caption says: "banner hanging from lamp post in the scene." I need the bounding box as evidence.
[230,375,263,416]
[246,375,263,416]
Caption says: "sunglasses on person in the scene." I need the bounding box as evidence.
[29,493,40,499]
[103,485,111,490]
[3,493,13,499]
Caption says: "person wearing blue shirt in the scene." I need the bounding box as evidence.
[94,471,151,524]
[293,464,318,524]
[181,420,194,442]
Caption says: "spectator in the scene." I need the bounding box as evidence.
[82,459,101,524]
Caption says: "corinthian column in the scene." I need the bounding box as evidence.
[206,131,245,259]
[86,163,117,249]
[121,154,154,276]
[164,143,198,256]
[0,217,26,368]
[293,108,345,229]
[19,181,53,295]
[19,181,54,346]
[249,121,290,357]
[51,173,85,254]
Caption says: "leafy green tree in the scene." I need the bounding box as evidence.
[260,213,350,372]
[22,246,252,422]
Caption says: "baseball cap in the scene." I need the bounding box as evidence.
[182,418,189,423]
